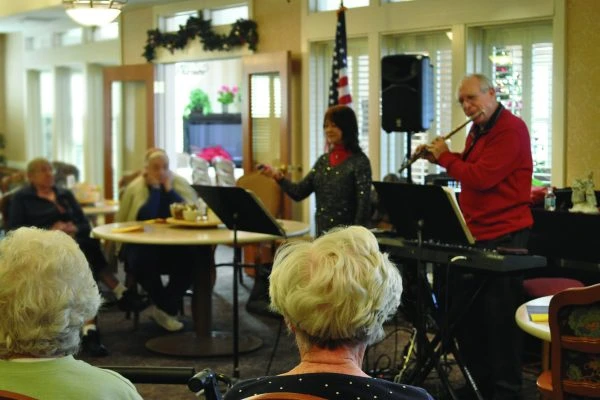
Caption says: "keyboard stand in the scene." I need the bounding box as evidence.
[395,234,486,400]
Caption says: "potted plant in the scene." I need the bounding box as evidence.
[217,85,240,113]
[183,88,212,118]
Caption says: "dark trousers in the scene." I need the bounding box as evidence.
[453,229,530,400]
[77,235,109,278]
[123,244,210,315]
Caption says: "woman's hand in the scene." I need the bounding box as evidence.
[258,164,283,181]
[51,221,77,236]
[160,170,174,192]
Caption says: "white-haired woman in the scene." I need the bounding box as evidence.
[224,226,434,399]
[0,227,142,399]
[117,148,211,332]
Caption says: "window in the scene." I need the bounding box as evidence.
[207,5,248,25]
[474,22,553,183]
[92,22,119,41]
[251,74,281,167]
[58,28,83,46]
[40,71,54,160]
[162,11,199,32]
[380,31,453,184]
[312,0,368,12]
[70,71,84,177]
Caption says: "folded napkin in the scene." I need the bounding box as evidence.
[527,305,549,322]
[111,225,144,233]
[530,314,548,323]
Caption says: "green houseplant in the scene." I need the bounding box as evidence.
[183,88,212,118]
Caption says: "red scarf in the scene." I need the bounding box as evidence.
[329,144,351,167]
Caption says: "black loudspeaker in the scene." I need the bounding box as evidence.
[381,54,434,133]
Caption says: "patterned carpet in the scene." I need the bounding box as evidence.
[80,247,542,400]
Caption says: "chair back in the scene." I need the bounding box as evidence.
[51,161,79,188]
[1,171,26,194]
[245,393,326,400]
[118,170,142,200]
[0,188,18,231]
[0,389,38,399]
[236,172,282,218]
[190,155,212,185]
[549,283,600,399]
[213,156,236,187]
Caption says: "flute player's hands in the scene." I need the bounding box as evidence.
[415,144,437,164]
[427,137,449,160]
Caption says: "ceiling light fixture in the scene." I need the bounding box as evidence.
[63,0,127,27]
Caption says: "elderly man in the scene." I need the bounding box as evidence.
[7,158,148,357]
[0,227,142,399]
[417,73,533,399]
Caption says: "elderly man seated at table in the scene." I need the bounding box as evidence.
[224,225,434,399]
[117,148,211,332]
[6,157,147,357]
[0,227,142,399]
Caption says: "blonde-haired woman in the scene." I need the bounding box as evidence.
[224,226,434,399]
[0,227,142,399]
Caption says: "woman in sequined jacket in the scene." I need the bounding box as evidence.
[261,105,372,236]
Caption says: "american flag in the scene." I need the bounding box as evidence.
[328,4,352,107]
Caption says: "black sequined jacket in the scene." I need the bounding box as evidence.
[278,152,372,236]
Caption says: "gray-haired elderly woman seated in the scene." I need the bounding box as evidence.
[0,227,142,399]
[224,226,434,399]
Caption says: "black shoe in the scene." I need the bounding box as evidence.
[117,290,149,312]
[81,330,109,357]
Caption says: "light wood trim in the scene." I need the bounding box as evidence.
[103,64,154,199]
[242,51,292,218]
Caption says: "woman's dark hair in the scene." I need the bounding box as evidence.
[323,105,363,154]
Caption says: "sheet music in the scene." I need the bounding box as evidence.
[441,186,476,245]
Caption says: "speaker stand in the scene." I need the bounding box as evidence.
[402,131,416,184]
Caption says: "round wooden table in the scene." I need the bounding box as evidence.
[82,200,119,217]
[515,295,552,369]
[92,219,309,357]
[515,295,551,342]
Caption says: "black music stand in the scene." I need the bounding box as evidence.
[194,185,286,379]
[373,181,482,400]
[373,181,474,246]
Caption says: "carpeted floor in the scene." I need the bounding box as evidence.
[79,246,542,400]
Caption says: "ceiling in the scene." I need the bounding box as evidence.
[0,0,165,33]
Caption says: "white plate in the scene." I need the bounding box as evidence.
[166,217,221,228]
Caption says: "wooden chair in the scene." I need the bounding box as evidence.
[51,161,79,188]
[0,171,25,194]
[537,283,600,399]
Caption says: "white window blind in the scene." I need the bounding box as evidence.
[309,38,369,165]
[250,74,281,167]
[479,22,553,183]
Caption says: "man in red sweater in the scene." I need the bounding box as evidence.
[418,73,533,400]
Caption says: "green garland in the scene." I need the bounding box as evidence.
[143,16,258,62]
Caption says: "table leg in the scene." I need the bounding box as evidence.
[145,247,262,357]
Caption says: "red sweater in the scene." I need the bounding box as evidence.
[437,108,533,241]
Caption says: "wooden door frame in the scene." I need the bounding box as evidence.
[242,51,291,218]
[103,64,154,199]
